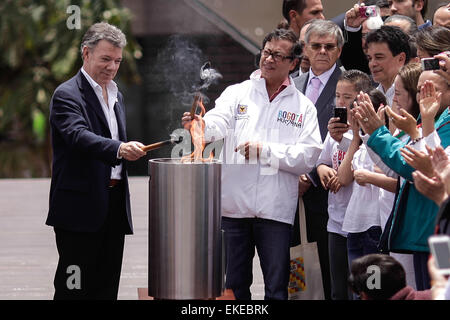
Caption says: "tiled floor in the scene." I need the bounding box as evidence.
[0,177,264,300]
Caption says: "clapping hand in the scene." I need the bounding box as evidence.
[385,106,419,139]
[400,145,434,177]
[352,92,384,135]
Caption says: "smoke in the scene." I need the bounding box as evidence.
[154,35,222,107]
[198,61,223,92]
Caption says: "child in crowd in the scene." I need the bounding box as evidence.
[316,70,372,300]
[337,88,396,299]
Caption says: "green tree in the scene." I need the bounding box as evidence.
[0,0,141,178]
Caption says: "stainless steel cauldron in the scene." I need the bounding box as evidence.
[148,158,224,299]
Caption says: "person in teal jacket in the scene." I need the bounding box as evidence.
[352,70,450,290]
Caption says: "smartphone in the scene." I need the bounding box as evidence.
[334,107,347,124]
[421,58,440,71]
[428,235,450,275]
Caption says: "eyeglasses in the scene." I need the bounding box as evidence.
[308,43,338,52]
[260,49,293,62]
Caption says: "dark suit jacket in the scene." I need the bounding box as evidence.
[293,66,342,142]
[293,66,342,215]
[46,71,133,234]
[332,13,371,75]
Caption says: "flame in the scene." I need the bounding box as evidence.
[181,96,214,163]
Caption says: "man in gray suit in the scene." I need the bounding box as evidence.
[293,19,344,300]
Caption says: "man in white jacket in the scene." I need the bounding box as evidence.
[182,29,322,300]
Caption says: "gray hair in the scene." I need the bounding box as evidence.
[305,20,344,48]
[80,22,127,57]
[384,14,418,35]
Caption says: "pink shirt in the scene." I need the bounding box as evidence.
[268,77,290,102]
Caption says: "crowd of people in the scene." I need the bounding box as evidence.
[195,0,450,300]
[46,0,450,300]
[278,0,450,300]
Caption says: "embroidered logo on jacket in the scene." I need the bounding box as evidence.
[235,104,249,120]
[237,104,248,115]
[277,110,303,128]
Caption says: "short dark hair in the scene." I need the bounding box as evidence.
[339,69,373,94]
[348,254,406,300]
[262,29,302,59]
[366,25,411,64]
[376,0,390,9]
[282,0,307,23]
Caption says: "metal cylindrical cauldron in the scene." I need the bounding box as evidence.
[148,158,224,299]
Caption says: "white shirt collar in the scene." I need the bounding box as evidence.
[308,64,337,87]
[377,83,395,106]
[81,67,118,95]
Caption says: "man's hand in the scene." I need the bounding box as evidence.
[345,3,368,28]
[298,174,312,197]
[181,112,203,131]
[235,141,262,160]
[328,117,350,143]
[119,141,146,161]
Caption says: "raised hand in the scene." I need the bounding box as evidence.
[328,117,350,143]
[400,145,434,177]
[385,106,419,139]
[419,80,442,137]
[181,112,203,131]
[433,52,450,84]
[412,170,447,206]
[345,3,368,28]
[428,146,450,193]
[353,92,384,135]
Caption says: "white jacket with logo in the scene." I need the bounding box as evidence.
[203,71,322,225]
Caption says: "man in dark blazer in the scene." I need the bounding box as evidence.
[47,22,146,299]
[293,19,344,300]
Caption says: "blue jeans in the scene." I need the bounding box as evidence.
[221,217,291,300]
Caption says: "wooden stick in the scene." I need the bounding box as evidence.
[141,136,183,153]
[141,140,172,153]
[190,93,200,118]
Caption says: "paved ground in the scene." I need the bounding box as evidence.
[0,177,264,300]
